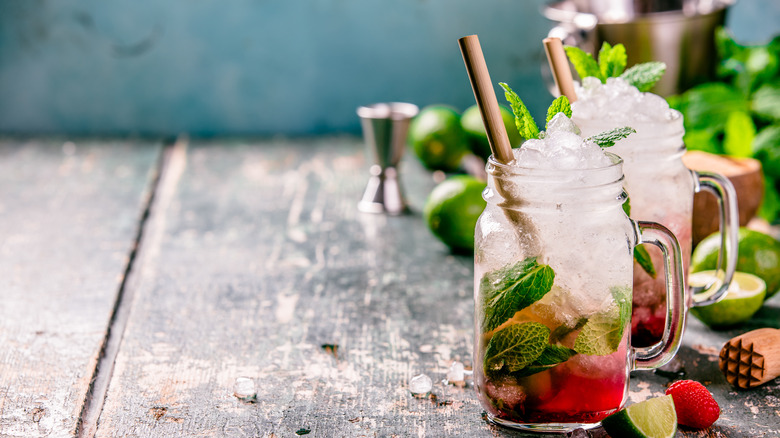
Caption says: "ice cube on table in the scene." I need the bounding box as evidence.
[446,361,465,383]
[233,377,257,402]
[409,374,433,397]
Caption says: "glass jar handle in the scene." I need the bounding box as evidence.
[631,220,686,371]
[690,171,739,306]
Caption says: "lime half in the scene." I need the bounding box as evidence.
[690,270,767,328]
[601,395,677,438]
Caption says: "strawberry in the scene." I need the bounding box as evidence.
[665,380,720,429]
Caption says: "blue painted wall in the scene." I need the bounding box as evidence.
[0,0,778,137]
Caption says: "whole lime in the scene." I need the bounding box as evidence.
[689,271,767,328]
[461,104,523,161]
[691,228,780,299]
[423,175,487,252]
[408,105,470,172]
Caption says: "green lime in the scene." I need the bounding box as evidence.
[601,395,677,438]
[691,227,780,299]
[460,104,523,161]
[423,175,486,252]
[689,271,766,328]
[408,105,470,172]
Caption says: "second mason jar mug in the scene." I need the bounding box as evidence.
[474,153,686,432]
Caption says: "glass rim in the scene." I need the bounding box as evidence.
[487,151,623,176]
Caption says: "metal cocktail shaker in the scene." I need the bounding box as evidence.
[542,0,734,96]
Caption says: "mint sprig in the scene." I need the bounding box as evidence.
[620,62,667,92]
[500,82,540,140]
[587,126,636,147]
[480,257,555,333]
[621,190,658,278]
[564,46,602,82]
[573,286,631,356]
[599,42,627,79]
[512,344,577,377]
[546,96,572,128]
[565,42,666,91]
[484,322,549,374]
[634,245,657,278]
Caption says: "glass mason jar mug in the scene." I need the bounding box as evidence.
[474,153,686,432]
[572,110,738,347]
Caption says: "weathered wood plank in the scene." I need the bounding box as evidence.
[96,136,780,437]
[0,139,162,437]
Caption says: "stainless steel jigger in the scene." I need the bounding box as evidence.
[356,102,419,215]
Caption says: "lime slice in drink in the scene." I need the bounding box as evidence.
[601,395,677,438]
[689,270,767,328]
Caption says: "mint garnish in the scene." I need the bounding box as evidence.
[587,126,636,147]
[565,42,666,91]
[598,42,627,79]
[545,96,573,127]
[622,190,658,278]
[480,257,555,333]
[500,82,540,140]
[620,62,667,92]
[564,46,602,82]
[484,322,549,374]
[634,245,657,278]
[573,286,631,356]
[512,344,577,377]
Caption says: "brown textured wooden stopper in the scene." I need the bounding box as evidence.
[719,328,780,389]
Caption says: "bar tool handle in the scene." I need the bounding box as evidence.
[690,171,739,306]
[632,220,687,371]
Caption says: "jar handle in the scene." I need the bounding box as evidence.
[631,220,686,371]
[690,171,739,306]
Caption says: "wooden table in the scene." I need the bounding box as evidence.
[1,136,778,437]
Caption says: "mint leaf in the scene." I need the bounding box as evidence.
[754,125,780,180]
[634,245,657,279]
[573,286,631,356]
[481,258,556,333]
[622,191,657,278]
[545,96,572,128]
[564,46,603,82]
[587,126,636,147]
[484,322,549,374]
[599,42,627,79]
[752,82,780,121]
[620,62,666,92]
[622,192,631,216]
[683,129,722,154]
[500,82,540,140]
[512,344,577,377]
[723,111,756,157]
[612,285,632,336]
[759,177,780,223]
[677,83,748,131]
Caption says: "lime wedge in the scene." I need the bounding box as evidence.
[690,270,767,328]
[601,395,677,438]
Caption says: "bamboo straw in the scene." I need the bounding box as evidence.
[458,35,514,164]
[543,37,577,102]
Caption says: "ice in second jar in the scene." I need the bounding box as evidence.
[571,77,693,347]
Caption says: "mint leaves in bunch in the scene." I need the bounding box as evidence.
[481,257,631,379]
[668,28,780,223]
[564,42,666,92]
[498,82,635,147]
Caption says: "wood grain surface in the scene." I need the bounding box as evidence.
[93,137,780,437]
[1,136,777,437]
[0,139,162,437]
